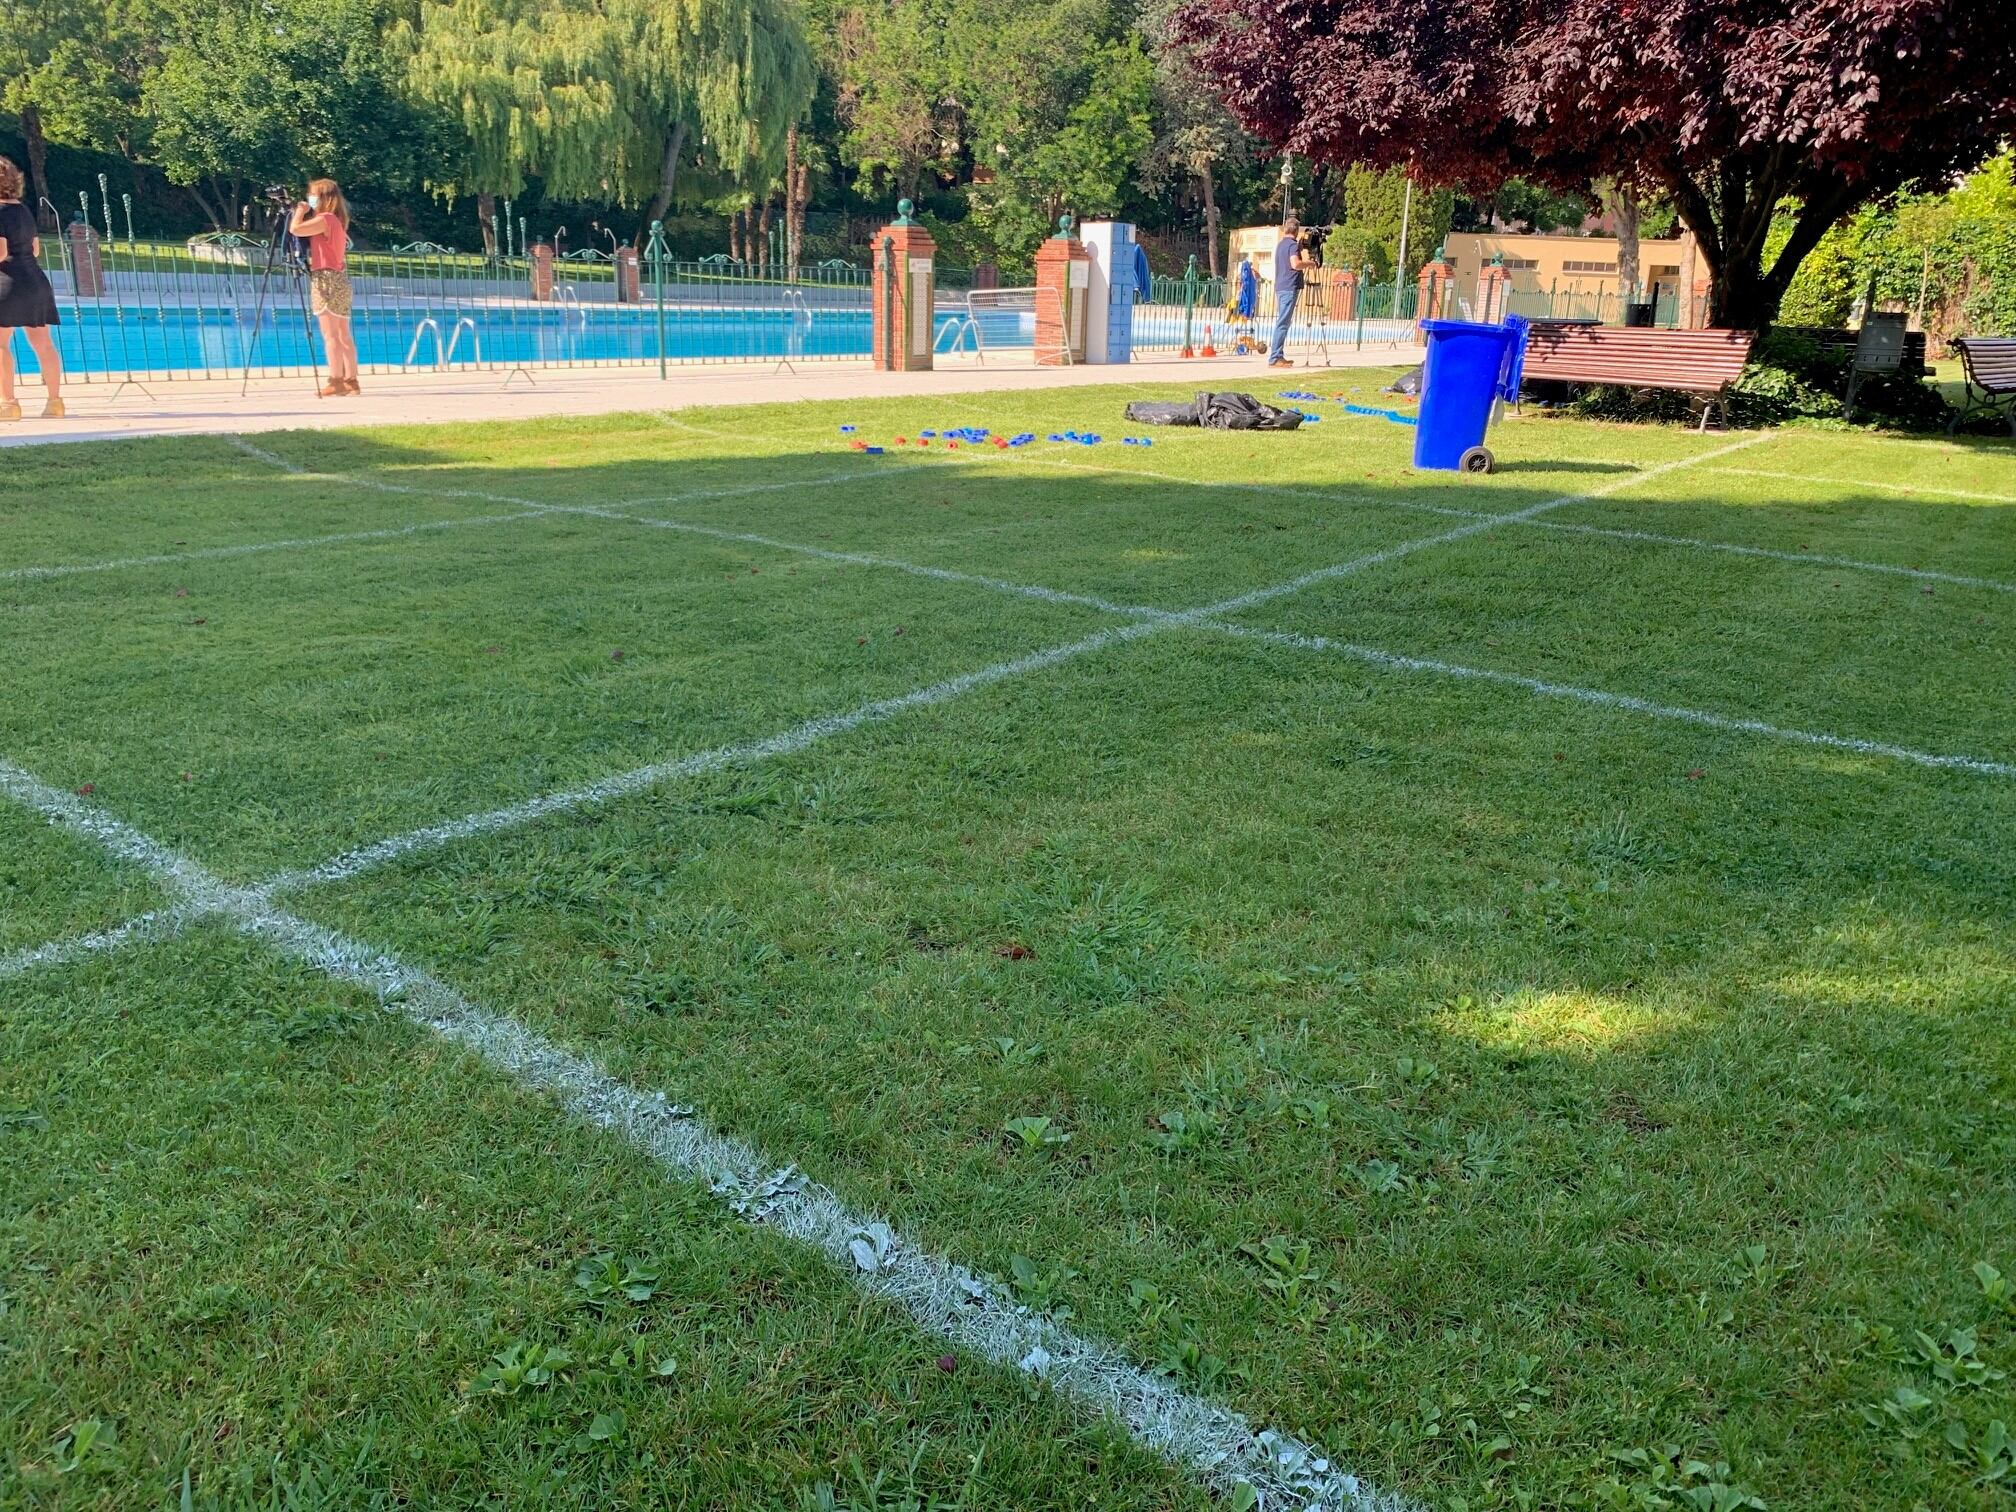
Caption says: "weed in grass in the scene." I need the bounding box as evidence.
[1976,1261,2015,1318]
[1005,1254,1080,1317]
[848,1223,898,1273]
[468,1340,576,1396]
[574,1251,663,1308]
[1945,1418,2014,1489]
[1155,1335,1244,1393]
[51,1418,119,1477]
[1002,1114,1070,1150]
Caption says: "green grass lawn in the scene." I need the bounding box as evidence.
[3,380,2014,1511]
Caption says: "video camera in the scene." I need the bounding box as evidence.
[1295,223,1332,267]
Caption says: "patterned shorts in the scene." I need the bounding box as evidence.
[310,268,353,318]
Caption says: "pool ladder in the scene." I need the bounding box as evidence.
[404,317,481,371]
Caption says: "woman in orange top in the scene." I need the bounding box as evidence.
[289,177,359,396]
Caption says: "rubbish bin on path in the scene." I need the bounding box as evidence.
[1414,316,1530,473]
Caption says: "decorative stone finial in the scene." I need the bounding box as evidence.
[894,198,916,226]
[1054,214,1076,240]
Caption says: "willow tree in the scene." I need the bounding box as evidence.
[398,0,814,245]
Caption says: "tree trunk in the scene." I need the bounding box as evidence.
[758,193,773,265]
[643,120,688,229]
[1598,180,1642,304]
[1200,162,1220,278]
[184,182,226,231]
[783,126,798,268]
[1676,162,1856,331]
[477,192,498,256]
[19,104,51,224]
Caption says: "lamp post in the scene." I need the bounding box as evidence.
[1392,176,1414,316]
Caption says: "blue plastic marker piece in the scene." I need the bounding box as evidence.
[863,446,885,455]
[1140,438,1153,447]
[921,429,937,438]
[839,424,857,433]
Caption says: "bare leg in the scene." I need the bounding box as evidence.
[23,326,62,403]
[316,311,346,387]
[0,328,17,405]
[333,315,359,384]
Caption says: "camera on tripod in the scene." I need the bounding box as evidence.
[1295,223,1332,267]
[263,184,296,204]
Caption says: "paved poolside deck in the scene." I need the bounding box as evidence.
[0,347,1419,447]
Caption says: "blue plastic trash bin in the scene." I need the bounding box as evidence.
[1413,316,1530,473]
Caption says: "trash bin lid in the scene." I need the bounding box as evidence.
[1419,318,1519,336]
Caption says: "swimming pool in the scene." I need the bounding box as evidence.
[7,301,1039,379]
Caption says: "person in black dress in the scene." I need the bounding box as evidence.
[0,156,65,421]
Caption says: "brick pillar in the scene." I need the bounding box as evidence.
[871,201,937,372]
[1033,216,1092,366]
[67,221,104,297]
[1477,256,1512,324]
[1335,268,1358,323]
[614,247,640,303]
[1416,249,1454,327]
[529,242,554,301]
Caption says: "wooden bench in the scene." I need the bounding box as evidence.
[1518,325,1757,430]
[1949,337,2016,437]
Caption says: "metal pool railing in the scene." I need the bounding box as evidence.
[20,221,900,386]
[1132,258,1427,358]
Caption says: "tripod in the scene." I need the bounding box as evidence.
[240,193,323,398]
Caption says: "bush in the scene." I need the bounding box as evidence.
[1565,327,1954,431]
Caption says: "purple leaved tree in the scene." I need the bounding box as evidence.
[1175,0,2016,328]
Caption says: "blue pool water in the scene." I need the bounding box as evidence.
[8,302,1036,377]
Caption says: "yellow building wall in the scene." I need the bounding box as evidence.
[1445,231,1700,307]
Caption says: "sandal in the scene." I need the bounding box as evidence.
[40,398,64,419]
[341,379,362,396]
[319,381,346,398]
[0,400,20,423]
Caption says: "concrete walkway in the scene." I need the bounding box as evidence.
[0,347,1417,448]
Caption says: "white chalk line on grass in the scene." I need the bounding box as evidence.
[18,426,2001,977]
[1707,465,2016,507]
[1206,623,2016,779]
[976,449,2016,595]
[0,756,1411,1512]
[0,906,205,981]
[29,422,2010,603]
[3,455,961,583]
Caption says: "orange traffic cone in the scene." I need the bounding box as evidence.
[1200,325,1218,358]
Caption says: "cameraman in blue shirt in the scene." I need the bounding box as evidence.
[1268,216,1313,368]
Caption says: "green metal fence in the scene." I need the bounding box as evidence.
[27,214,886,386]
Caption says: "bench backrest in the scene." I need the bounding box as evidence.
[1955,337,2016,395]
[1522,326,1757,393]
[1779,324,1929,376]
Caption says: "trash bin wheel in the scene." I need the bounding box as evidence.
[1459,445,1495,475]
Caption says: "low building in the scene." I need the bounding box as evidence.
[1444,231,1705,326]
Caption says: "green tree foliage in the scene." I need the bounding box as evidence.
[1780,154,2016,342]
[967,37,1152,266]
[1327,165,1451,282]
[1136,0,1249,274]
[398,0,814,222]
[142,0,443,228]
[1,0,160,204]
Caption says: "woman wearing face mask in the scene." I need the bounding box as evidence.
[289,178,359,396]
